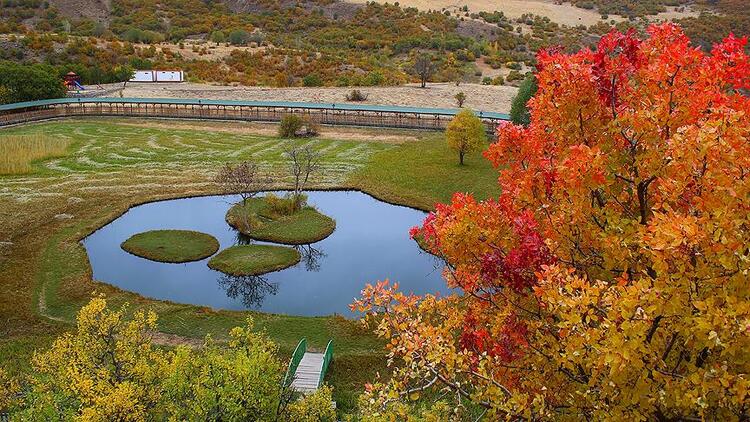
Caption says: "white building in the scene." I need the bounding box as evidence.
[129,70,185,83]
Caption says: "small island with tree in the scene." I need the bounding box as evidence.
[209,143,335,277]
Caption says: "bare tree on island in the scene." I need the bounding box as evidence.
[413,53,436,88]
[284,143,323,210]
[215,161,271,231]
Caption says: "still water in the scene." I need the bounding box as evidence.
[83,191,448,316]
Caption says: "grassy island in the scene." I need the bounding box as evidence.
[226,195,336,245]
[120,230,220,263]
[208,244,301,276]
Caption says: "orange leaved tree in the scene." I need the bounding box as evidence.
[353,24,750,420]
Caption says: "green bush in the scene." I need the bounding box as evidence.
[303,73,323,87]
[506,70,524,82]
[509,75,538,126]
[278,114,304,138]
[228,29,250,46]
[210,30,225,44]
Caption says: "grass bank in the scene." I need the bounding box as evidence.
[349,132,499,209]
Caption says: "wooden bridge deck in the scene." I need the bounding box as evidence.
[291,352,326,393]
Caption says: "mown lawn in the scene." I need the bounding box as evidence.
[349,132,499,210]
[0,118,500,415]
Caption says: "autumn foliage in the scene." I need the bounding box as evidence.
[354,24,750,420]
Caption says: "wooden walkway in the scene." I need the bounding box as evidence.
[0,97,508,132]
[281,339,334,395]
[291,352,326,393]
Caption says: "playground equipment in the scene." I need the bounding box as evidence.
[63,72,84,91]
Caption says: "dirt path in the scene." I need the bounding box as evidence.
[122,82,517,113]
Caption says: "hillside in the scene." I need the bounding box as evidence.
[0,0,745,91]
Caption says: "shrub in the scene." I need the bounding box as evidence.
[210,30,225,44]
[365,71,385,86]
[454,91,466,108]
[345,89,368,102]
[302,73,322,87]
[265,192,307,216]
[506,70,524,82]
[228,29,250,46]
[7,297,292,420]
[509,75,538,126]
[279,114,304,138]
[286,386,337,421]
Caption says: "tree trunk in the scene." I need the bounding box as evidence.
[459,151,465,165]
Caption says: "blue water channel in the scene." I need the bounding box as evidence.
[83,191,448,316]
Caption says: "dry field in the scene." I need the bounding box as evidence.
[348,0,607,26]
[125,40,270,61]
[121,82,517,113]
[348,0,700,26]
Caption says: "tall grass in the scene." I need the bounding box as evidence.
[0,135,70,175]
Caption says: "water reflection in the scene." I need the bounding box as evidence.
[295,244,326,272]
[218,274,279,309]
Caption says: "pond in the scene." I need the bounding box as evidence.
[83,191,449,317]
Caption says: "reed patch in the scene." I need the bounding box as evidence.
[0,135,70,175]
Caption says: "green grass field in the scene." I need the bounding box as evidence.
[0,118,499,415]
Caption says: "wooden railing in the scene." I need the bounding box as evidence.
[0,98,507,133]
[282,338,307,389]
[318,340,334,387]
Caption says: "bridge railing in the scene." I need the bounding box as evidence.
[318,340,334,387]
[0,98,508,132]
[282,338,307,389]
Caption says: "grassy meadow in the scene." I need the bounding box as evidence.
[0,118,498,414]
[0,135,70,175]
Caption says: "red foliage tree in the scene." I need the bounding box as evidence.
[354,24,750,420]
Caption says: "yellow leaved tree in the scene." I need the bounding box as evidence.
[5,297,335,421]
[445,109,486,165]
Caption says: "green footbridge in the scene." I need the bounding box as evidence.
[282,338,334,394]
